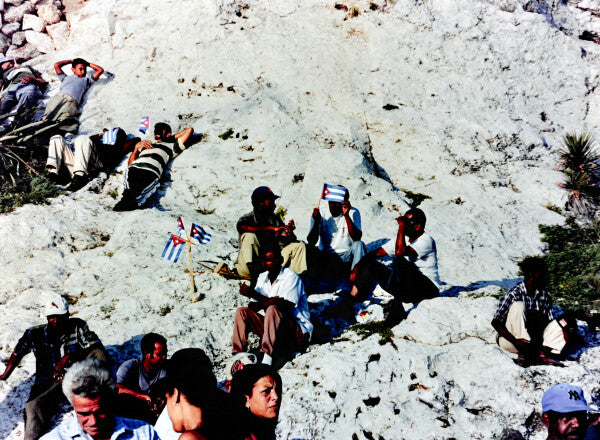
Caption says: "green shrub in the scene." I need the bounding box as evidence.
[402,189,431,208]
[532,220,600,311]
[0,175,58,213]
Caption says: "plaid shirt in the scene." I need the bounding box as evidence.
[14,318,103,386]
[494,281,554,323]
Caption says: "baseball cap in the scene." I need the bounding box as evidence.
[226,352,257,381]
[251,186,279,204]
[43,291,69,316]
[542,384,595,413]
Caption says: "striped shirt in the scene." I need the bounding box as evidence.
[493,281,554,323]
[14,318,103,387]
[129,138,186,179]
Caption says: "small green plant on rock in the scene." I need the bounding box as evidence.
[402,189,431,208]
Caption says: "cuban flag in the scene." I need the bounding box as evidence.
[139,116,150,134]
[176,216,185,233]
[321,183,347,203]
[190,223,212,244]
[161,233,187,263]
[101,128,119,145]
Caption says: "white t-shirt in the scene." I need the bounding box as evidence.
[309,206,361,254]
[382,233,441,287]
[255,267,313,337]
[154,408,179,440]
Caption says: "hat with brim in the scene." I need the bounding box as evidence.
[43,291,69,316]
[251,186,280,204]
[542,384,595,413]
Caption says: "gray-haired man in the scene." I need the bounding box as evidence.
[41,359,160,440]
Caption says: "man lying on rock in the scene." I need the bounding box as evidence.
[113,122,193,211]
[46,127,138,191]
[41,58,104,134]
[491,257,578,367]
[0,56,47,130]
[349,207,440,327]
[306,186,367,281]
[232,246,313,368]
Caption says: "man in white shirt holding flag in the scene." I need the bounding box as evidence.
[306,184,366,281]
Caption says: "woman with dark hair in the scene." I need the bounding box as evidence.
[156,348,231,440]
[230,364,282,440]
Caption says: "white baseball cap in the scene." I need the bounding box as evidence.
[43,291,69,316]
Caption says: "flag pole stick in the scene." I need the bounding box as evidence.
[185,228,197,301]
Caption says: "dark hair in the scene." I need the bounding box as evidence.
[140,333,167,356]
[154,122,172,138]
[259,244,281,261]
[230,364,282,412]
[72,58,87,68]
[405,207,426,227]
[165,348,216,409]
[519,256,548,279]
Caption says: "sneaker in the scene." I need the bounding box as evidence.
[66,174,89,192]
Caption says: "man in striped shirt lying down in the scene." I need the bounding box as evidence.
[113,122,194,212]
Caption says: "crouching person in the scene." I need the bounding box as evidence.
[41,359,160,440]
[232,246,313,367]
[492,257,577,367]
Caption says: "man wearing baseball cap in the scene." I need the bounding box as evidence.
[229,186,308,280]
[542,384,598,440]
[0,291,109,440]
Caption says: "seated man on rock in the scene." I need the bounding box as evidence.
[46,127,138,191]
[41,359,160,440]
[0,56,47,129]
[541,383,599,440]
[232,246,313,367]
[350,207,440,326]
[492,257,576,367]
[0,292,110,440]
[113,122,193,211]
[116,333,168,423]
[306,186,366,280]
[231,186,307,280]
[42,58,104,134]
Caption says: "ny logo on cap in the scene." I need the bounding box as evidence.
[568,390,581,401]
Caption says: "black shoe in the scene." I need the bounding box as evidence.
[47,172,59,184]
[66,174,89,192]
[113,196,137,212]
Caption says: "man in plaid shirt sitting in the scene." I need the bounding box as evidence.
[491,257,575,367]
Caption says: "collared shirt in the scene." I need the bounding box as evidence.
[40,415,160,440]
[116,357,167,394]
[13,318,103,386]
[494,281,554,323]
[310,206,361,254]
[255,267,313,337]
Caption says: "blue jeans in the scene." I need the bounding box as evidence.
[337,240,367,270]
[0,83,41,124]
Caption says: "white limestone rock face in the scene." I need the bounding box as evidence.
[21,13,46,32]
[0,34,10,55]
[4,0,25,6]
[36,2,61,25]
[3,2,35,23]
[1,22,21,37]
[11,31,26,47]
[24,30,55,53]
[46,20,69,50]
[6,41,41,59]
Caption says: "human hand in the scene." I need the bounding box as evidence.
[239,283,251,297]
[312,208,321,222]
[341,201,351,216]
[248,301,262,313]
[21,77,33,84]
[53,355,71,381]
[287,219,295,231]
[349,266,358,283]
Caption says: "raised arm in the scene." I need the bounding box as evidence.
[342,201,362,241]
[54,59,72,75]
[174,127,194,146]
[87,62,104,80]
[394,216,417,258]
[307,208,321,246]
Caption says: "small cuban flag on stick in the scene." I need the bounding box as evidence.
[139,116,150,135]
[190,223,212,244]
[161,232,186,263]
[177,216,185,233]
[321,183,347,203]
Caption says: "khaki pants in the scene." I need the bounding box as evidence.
[47,135,99,178]
[232,305,308,356]
[24,381,66,440]
[234,233,308,277]
[498,302,567,355]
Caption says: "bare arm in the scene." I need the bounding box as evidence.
[491,318,530,354]
[0,352,23,381]
[117,384,151,404]
[174,127,194,146]
[307,208,321,246]
[128,140,153,166]
[238,223,285,234]
[342,201,362,241]
[394,217,418,258]
[54,59,72,75]
[88,62,104,80]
